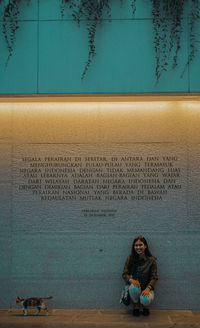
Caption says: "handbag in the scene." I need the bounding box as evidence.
[120,284,130,306]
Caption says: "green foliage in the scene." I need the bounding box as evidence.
[187,0,200,71]
[61,0,112,79]
[151,0,200,81]
[61,0,200,80]
[1,0,31,64]
[0,0,199,81]
[61,0,136,79]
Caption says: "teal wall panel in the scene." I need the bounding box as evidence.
[189,19,200,92]
[38,19,189,93]
[0,21,38,94]
[38,20,89,93]
[0,0,38,20]
[0,0,199,93]
[39,0,151,20]
[39,0,73,20]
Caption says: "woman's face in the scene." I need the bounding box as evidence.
[134,239,147,255]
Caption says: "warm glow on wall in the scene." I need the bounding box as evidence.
[0,100,176,113]
[0,96,200,144]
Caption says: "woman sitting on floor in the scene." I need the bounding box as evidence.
[122,235,158,316]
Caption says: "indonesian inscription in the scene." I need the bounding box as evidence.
[17,155,182,201]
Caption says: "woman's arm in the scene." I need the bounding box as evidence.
[141,258,158,295]
[122,256,132,284]
[122,256,140,287]
[148,258,158,290]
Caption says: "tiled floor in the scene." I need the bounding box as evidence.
[0,309,200,328]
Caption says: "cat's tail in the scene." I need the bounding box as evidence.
[44,296,53,300]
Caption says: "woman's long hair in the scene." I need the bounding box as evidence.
[129,236,153,267]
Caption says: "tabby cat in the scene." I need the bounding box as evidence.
[16,296,53,316]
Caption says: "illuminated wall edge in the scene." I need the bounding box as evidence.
[1,95,200,144]
[1,94,200,102]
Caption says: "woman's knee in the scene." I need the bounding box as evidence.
[129,285,140,294]
[129,285,141,302]
[140,292,154,306]
[140,295,151,306]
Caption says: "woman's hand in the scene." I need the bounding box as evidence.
[141,287,151,296]
[129,278,140,288]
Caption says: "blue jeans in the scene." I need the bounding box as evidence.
[129,284,154,306]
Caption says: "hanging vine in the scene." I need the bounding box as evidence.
[61,0,112,79]
[151,0,200,81]
[185,0,200,73]
[60,0,136,79]
[0,0,199,81]
[1,0,31,65]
